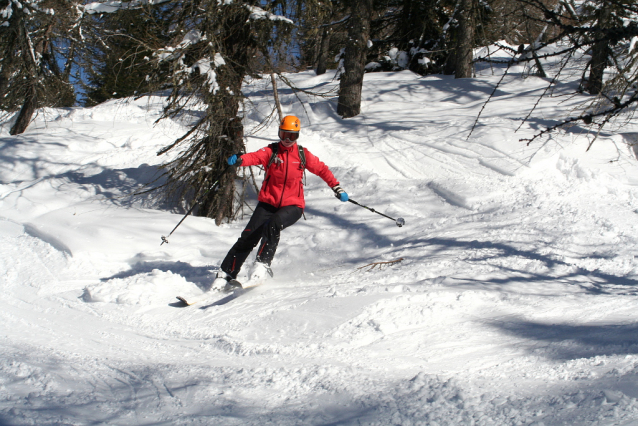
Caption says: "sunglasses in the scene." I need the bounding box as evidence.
[279,131,299,141]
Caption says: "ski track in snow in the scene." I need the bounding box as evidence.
[2,58,638,425]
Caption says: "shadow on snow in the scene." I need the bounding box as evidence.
[489,317,638,360]
[403,237,638,296]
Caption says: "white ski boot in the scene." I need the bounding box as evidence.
[212,271,230,291]
[212,271,243,292]
[248,261,273,285]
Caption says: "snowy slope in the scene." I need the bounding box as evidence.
[3,57,638,425]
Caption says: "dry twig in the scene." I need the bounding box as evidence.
[358,258,404,271]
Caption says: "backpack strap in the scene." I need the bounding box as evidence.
[266,143,279,169]
[297,144,306,170]
[297,144,307,186]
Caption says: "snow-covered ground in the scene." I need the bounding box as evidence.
[3,53,638,425]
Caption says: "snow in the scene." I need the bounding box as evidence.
[246,5,295,24]
[83,0,171,15]
[155,31,227,94]
[3,58,638,425]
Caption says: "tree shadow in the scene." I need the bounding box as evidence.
[243,73,516,136]
[522,116,616,140]
[403,237,638,296]
[0,132,174,211]
[3,354,634,425]
[303,205,398,250]
[57,163,171,210]
[489,317,638,360]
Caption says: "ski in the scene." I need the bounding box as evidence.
[199,287,253,308]
[177,279,267,308]
[198,278,267,308]
[176,280,242,306]
[176,294,209,306]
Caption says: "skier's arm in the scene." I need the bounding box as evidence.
[304,148,339,187]
[227,147,272,167]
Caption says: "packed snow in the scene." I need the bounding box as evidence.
[3,52,638,425]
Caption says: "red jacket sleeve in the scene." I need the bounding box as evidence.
[239,146,273,167]
[303,148,339,188]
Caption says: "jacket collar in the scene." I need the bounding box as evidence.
[278,141,297,152]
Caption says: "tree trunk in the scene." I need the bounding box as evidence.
[9,16,40,135]
[337,0,373,118]
[201,80,246,226]
[587,7,612,95]
[455,0,475,79]
[532,50,547,78]
[316,27,331,75]
[444,49,457,75]
[10,85,36,135]
[271,73,283,121]
[186,7,252,225]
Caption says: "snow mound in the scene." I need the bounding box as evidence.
[82,269,194,305]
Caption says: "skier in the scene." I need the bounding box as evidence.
[212,115,348,290]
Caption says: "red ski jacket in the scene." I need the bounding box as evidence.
[239,142,339,209]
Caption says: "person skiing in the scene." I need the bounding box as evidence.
[212,115,348,290]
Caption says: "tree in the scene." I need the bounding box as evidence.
[82,4,172,106]
[367,0,453,74]
[290,0,349,75]
[472,0,638,145]
[337,0,374,118]
[316,26,333,75]
[582,1,630,95]
[443,0,493,78]
[0,0,78,135]
[148,1,294,224]
[483,0,559,46]
[454,0,478,78]
[351,0,495,77]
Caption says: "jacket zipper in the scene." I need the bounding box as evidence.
[278,148,289,207]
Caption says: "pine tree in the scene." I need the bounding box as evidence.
[147,1,294,224]
[82,5,172,106]
[473,0,638,144]
[337,0,374,118]
[454,0,478,78]
[0,0,78,134]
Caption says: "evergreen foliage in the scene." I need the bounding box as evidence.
[83,5,173,106]
[475,0,638,145]
[145,0,294,224]
[0,0,78,134]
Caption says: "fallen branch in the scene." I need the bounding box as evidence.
[358,258,404,271]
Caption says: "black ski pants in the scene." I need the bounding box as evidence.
[220,202,303,278]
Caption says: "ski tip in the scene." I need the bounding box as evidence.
[176,296,191,305]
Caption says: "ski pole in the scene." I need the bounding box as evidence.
[342,196,405,227]
[161,164,233,245]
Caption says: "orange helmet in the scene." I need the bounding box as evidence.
[279,115,301,133]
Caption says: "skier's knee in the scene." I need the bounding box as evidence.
[268,216,284,233]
